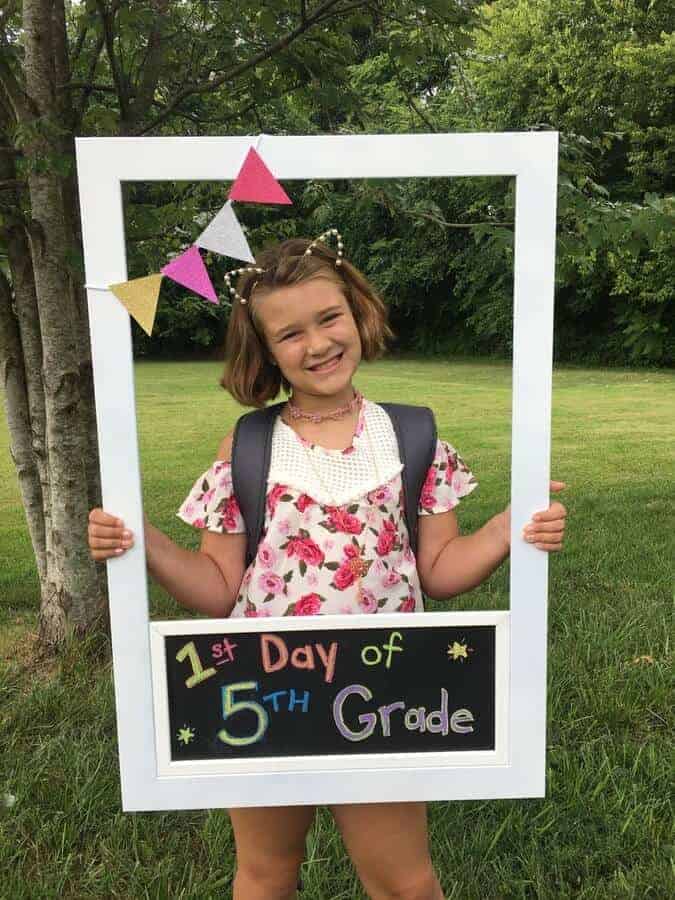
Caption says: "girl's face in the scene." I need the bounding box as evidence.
[255,277,362,403]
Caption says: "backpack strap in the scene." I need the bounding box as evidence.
[231,400,437,564]
[231,401,285,566]
[380,403,437,556]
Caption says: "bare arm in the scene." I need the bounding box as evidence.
[416,481,568,599]
[416,509,509,600]
[145,433,247,616]
[89,433,247,617]
[144,521,246,618]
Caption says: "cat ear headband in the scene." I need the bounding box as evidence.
[224,228,344,305]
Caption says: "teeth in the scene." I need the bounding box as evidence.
[311,354,341,370]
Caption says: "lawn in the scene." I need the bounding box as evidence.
[0,358,673,898]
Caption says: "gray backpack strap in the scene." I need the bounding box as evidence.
[231,402,285,565]
[232,401,437,564]
[380,403,437,556]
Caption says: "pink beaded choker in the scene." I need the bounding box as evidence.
[287,391,363,424]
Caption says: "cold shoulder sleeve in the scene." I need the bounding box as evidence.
[418,439,478,515]
[176,460,246,534]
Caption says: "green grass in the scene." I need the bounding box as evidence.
[1,358,673,898]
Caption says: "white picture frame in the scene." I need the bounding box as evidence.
[75,132,558,811]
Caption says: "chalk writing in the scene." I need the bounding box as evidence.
[262,688,311,713]
[260,634,338,683]
[218,681,269,747]
[211,637,238,665]
[176,640,217,688]
[165,625,495,759]
[360,631,404,669]
[333,684,475,742]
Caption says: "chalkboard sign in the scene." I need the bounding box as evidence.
[161,624,496,762]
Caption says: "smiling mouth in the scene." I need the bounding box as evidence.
[307,352,343,372]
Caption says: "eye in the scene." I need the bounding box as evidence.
[323,313,341,324]
[280,331,299,341]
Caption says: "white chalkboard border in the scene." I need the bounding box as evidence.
[75,132,558,811]
[150,611,510,776]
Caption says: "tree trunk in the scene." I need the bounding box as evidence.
[13,0,108,646]
[0,264,46,585]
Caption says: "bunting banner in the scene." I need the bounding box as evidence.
[104,138,290,333]
[109,274,163,336]
[161,246,218,304]
[195,200,255,262]
[228,147,292,205]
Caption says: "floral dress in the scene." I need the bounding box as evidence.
[177,400,477,617]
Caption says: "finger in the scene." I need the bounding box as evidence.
[523,530,565,545]
[89,523,130,541]
[89,508,124,527]
[91,547,127,561]
[549,481,566,491]
[90,536,134,550]
[534,540,563,552]
[531,504,567,522]
[523,522,565,538]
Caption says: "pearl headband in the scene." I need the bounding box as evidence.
[224,228,344,305]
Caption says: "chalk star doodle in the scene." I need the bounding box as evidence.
[177,725,195,745]
[447,640,473,662]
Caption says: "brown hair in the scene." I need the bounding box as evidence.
[221,237,394,407]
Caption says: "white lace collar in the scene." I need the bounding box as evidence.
[268,400,403,507]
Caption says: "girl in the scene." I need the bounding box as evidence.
[89,234,567,900]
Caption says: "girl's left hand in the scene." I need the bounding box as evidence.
[499,481,567,552]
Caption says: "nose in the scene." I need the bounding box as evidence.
[306,328,333,359]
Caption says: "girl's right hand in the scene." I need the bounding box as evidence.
[88,509,135,561]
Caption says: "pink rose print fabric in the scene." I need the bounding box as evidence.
[177,437,477,617]
[417,439,477,515]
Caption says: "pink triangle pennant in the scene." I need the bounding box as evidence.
[228,147,292,205]
[161,245,218,304]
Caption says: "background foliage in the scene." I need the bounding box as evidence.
[3,0,673,365]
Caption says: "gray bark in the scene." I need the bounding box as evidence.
[22,0,106,644]
[50,0,104,519]
[0,267,46,583]
[0,97,49,586]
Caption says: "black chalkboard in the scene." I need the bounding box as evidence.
[164,625,496,760]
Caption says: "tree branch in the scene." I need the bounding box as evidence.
[132,0,348,135]
[312,0,374,25]
[405,94,437,132]
[73,34,108,126]
[64,79,116,93]
[125,0,170,129]
[95,0,130,122]
[153,98,257,129]
[413,210,513,229]
[70,20,89,62]
[0,53,37,123]
[389,56,438,132]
